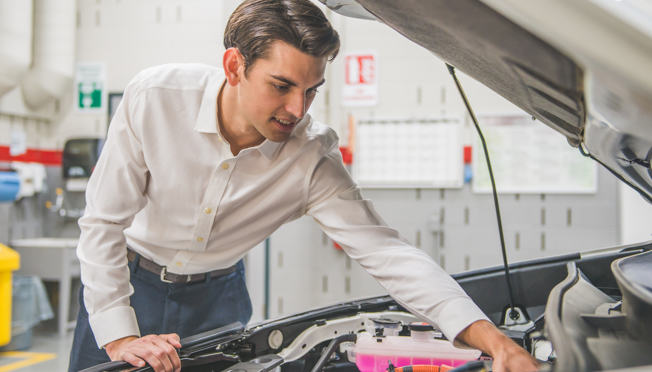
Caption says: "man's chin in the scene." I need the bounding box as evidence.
[262,131,292,143]
[269,134,291,143]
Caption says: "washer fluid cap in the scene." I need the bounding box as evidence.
[369,318,401,337]
[370,318,401,326]
[408,322,434,332]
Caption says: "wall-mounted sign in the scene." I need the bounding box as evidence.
[473,114,597,194]
[355,116,463,188]
[76,62,106,112]
[9,130,26,156]
[342,51,378,107]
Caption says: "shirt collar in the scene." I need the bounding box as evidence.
[194,72,224,134]
[257,140,281,159]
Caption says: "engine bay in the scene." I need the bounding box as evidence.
[83,242,652,372]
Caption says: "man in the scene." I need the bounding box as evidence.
[69,1,539,371]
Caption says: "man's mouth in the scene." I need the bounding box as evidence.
[272,117,296,132]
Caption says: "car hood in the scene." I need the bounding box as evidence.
[320,0,652,203]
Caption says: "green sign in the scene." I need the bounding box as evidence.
[76,62,106,112]
[78,82,103,109]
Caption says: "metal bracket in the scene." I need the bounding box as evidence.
[221,354,284,372]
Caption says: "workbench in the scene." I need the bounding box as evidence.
[10,238,80,338]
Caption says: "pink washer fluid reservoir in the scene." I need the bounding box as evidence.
[349,326,481,372]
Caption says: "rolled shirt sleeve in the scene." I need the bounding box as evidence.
[77,73,149,348]
[305,145,490,343]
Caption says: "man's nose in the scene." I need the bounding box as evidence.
[286,92,306,120]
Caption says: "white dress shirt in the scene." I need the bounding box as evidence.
[78,63,489,348]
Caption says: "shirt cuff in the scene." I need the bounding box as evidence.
[89,305,141,348]
[435,297,492,346]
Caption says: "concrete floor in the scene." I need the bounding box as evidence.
[0,330,74,372]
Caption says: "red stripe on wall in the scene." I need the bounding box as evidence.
[0,146,63,166]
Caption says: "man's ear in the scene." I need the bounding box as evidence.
[223,47,245,87]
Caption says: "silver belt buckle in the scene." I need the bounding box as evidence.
[160,267,173,283]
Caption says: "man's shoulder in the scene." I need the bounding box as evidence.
[132,63,224,92]
[295,116,340,152]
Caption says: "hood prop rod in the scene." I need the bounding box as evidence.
[446,64,519,321]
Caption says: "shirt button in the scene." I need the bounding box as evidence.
[222,163,229,170]
[176,262,182,267]
[205,208,212,214]
[197,237,204,242]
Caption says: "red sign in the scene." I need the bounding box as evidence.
[342,51,378,107]
[345,55,375,84]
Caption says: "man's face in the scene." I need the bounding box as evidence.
[235,41,328,143]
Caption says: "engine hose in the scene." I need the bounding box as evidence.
[310,333,357,372]
[393,366,441,372]
[388,359,470,372]
[446,360,491,372]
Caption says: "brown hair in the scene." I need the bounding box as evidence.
[224,0,340,74]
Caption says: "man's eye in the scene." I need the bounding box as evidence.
[308,88,319,94]
[274,84,289,91]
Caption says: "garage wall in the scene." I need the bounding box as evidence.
[619,184,652,245]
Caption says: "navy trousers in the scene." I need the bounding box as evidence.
[68,256,252,372]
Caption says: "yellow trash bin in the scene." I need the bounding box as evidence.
[0,244,20,347]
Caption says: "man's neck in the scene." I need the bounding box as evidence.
[218,80,265,156]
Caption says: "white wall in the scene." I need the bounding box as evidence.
[0,85,59,151]
[619,183,652,245]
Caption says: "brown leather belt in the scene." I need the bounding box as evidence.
[127,248,237,284]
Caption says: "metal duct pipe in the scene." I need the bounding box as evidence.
[21,0,76,109]
[0,0,34,97]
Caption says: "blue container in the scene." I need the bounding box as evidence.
[0,172,20,202]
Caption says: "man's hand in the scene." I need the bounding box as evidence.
[456,320,540,372]
[104,334,182,372]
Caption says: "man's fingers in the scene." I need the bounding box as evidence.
[495,347,540,372]
[126,346,162,372]
[124,343,174,372]
[161,333,182,348]
[120,351,146,368]
[106,334,181,372]
[149,335,181,371]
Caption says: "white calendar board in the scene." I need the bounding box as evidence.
[355,117,463,188]
[473,114,597,194]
